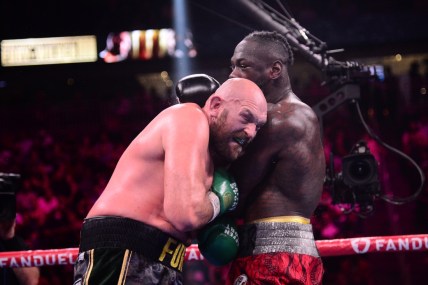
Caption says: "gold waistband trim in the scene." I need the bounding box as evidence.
[248,216,310,224]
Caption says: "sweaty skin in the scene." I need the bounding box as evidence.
[230,38,325,220]
[86,78,267,242]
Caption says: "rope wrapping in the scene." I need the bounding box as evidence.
[0,234,427,268]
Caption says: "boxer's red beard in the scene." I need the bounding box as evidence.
[210,110,242,164]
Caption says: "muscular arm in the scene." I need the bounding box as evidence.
[162,104,214,232]
[275,104,325,210]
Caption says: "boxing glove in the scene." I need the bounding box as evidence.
[175,74,220,107]
[197,216,239,266]
[208,168,239,222]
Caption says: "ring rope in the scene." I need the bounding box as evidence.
[1,234,427,268]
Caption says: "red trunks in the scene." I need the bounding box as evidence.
[227,252,324,285]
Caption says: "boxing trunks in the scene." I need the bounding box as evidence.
[227,216,324,285]
[73,216,186,285]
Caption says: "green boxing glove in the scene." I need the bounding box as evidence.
[197,216,239,266]
[208,168,239,222]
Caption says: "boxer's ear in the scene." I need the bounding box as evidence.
[207,96,223,117]
[270,60,283,80]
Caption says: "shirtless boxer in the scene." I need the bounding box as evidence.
[72,78,267,285]
[227,31,326,284]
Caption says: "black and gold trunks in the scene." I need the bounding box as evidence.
[78,216,186,272]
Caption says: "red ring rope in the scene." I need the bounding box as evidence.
[1,234,427,268]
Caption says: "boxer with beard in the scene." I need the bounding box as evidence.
[73,78,267,285]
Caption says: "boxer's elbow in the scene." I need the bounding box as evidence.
[165,198,210,232]
[167,209,204,232]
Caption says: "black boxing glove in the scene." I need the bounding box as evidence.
[175,74,220,107]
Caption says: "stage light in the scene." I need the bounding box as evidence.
[173,0,193,81]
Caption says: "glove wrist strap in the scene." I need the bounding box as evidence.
[208,191,221,222]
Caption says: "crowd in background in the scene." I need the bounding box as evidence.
[0,60,427,284]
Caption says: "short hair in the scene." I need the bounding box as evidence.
[244,31,294,66]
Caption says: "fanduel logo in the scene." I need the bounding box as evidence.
[351,238,371,254]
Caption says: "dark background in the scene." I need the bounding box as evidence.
[1,0,428,80]
[2,0,428,54]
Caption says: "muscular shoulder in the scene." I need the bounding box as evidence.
[268,99,319,142]
[158,103,207,130]
[164,103,206,120]
[160,103,209,143]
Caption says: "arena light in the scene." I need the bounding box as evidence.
[99,29,177,63]
[1,36,97,67]
[98,28,196,64]
[172,0,194,81]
